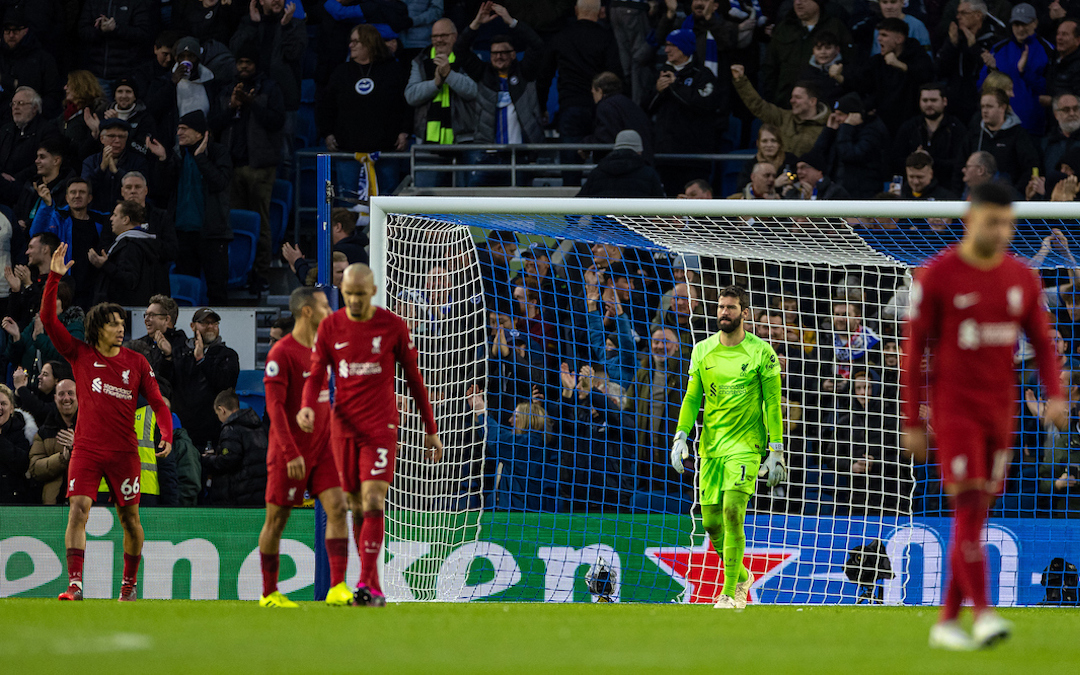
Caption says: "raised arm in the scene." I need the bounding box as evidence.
[40,243,77,359]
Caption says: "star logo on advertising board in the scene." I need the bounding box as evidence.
[645,541,800,604]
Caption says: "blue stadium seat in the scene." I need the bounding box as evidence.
[295,105,319,150]
[169,273,207,307]
[270,179,293,255]
[235,369,266,418]
[720,115,742,153]
[228,209,260,288]
[720,149,756,196]
[300,78,316,104]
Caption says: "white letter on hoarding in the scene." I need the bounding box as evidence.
[237,540,315,600]
[883,524,943,605]
[436,542,521,602]
[383,540,432,602]
[143,539,221,599]
[0,537,62,597]
[983,525,1019,607]
[537,545,622,602]
[84,507,115,599]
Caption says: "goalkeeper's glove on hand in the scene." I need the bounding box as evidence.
[760,443,787,487]
[671,431,689,474]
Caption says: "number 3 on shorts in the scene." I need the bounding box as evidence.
[374,448,389,469]
[121,476,141,497]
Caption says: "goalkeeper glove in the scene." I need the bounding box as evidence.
[670,431,689,474]
[759,443,787,487]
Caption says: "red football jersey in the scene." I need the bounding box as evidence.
[302,307,437,440]
[902,248,1062,427]
[264,333,330,463]
[41,272,173,452]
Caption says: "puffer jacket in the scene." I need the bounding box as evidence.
[27,409,76,504]
[201,408,268,506]
[0,409,40,504]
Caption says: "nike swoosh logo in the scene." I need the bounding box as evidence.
[93,362,106,368]
[334,342,349,350]
[704,365,717,370]
[302,371,311,378]
[953,292,980,309]
[370,468,387,475]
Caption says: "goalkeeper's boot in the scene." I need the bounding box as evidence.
[118,583,137,602]
[58,582,83,601]
[713,594,738,609]
[325,582,354,607]
[734,572,755,610]
[972,611,1012,649]
[259,591,299,608]
[928,621,977,651]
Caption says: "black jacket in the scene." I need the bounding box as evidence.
[0,33,62,118]
[646,59,723,154]
[157,142,233,240]
[586,93,656,164]
[229,13,307,111]
[578,149,665,198]
[935,21,1005,125]
[539,18,622,112]
[317,58,410,153]
[136,326,188,386]
[92,229,165,307]
[0,410,35,504]
[144,203,178,265]
[14,384,54,428]
[0,115,61,196]
[1043,126,1080,176]
[958,114,1041,192]
[173,337,240,448]
[847,41,935,134]
[213,71,285,169]
[812,117,891,198]
[1046,47,1080,98]
[202,408,267,506]
[81,149,153,213]
[891,114,967,192]
[78,0,153,80]
[900,178,958,200]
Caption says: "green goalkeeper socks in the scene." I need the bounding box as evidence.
[720,491,750,596]
[702,503,726,558]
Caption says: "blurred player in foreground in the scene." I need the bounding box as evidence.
[259,287,351,608]
[45,243,173,602]
[671,285,786,609]
[902,182,1066,650]
[299,264,443,607]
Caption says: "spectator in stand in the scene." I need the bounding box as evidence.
[845,18,934,134]
[81,118,151,212]
[13,138,74,233]
[679,178,713,198]
[100,78,157,161]
[958,88,1040,191]
[610,0,654,105]
[892,82,967,193]
[1044,92,1080,175]
[173,306,240,449]
[29,177,110,309]
[27,377,76,504]
[646,28,723,194]
[583,268,638,390]
[155,36,222,136]
[959,149,998,195]
[729,161,779,199]
[402,0,445,63]
[538,0,621,185]
[578,129,665,198]
[281,207,368,286]
[809,93,890,199]
[731,65,828,156]
[977,3,1053,135]
[132,30,181,124]
[457,2,546,186]
[176,0,242,43]
[657,0,739,80]
[0,382,36,503]
[871,0,932,56]
[213,44,285,294]
[1045,18,1080,101]
[147,110,233,305]
[120,170,177,265]
[0,9,62,118]
[586,71,655,163]
[1035,370,1080,511]
[937,0,1005,124]
[780,148,852,199]
[0,87,61,204]
[737,124,798,192]
[762,0,852,105]
[895,151,960,199]
[626,327,687,490]
[796,30,844,107]
[137,294,187,385]
[4,286,80,385]
[4,231,59,327]
[477,229,517,317]
[10,359,73,426]
[200,388,267,506]
[649,281,712,353]
[826,300,881,389]
[88,200,163,307]
[60,72,108,162]
[77,0,153,94]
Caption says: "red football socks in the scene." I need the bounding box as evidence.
[122,553,141,587]
[66,548,84,585]
[942,491,988,621]
[260,552,279,597]
[359,511,385,594]
[352,513,364,587]
[326,537,348,587]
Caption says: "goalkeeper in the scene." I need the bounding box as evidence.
[671,285,786,609]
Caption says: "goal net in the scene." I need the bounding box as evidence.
[370,196,1078,605]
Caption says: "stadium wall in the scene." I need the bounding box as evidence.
[2,507,1076,605]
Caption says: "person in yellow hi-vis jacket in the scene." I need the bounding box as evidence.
[99,406,160,505]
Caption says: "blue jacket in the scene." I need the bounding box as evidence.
[29,204,105,262]
[585,309,638,390]
[978,34,1053,136]
[482,413,554,511]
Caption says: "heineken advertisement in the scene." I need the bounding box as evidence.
[1,508,1076,604]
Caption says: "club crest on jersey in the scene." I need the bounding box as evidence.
[372,336,382,354]
[1007,285,1024,316]
[122,369,130,385]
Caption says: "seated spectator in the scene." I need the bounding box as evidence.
[679,178,714,198]
[120,170,177,265]
[729,161,779,199]
[81,118,151,212]
[136,294,187,385]
[809,93,890,199]
[27,377,76,504]
[77,0,153,90]
[58,71,107,166]
[578,130,665,198]
[846,18,934,134]
[0,382,36,503]
[4,284,81,387]
[587,71,655,163]
[1044,92,1080,177]
[958,89,1040,192]
[13,138,74,232]
[1045,18,1080,100]
[29,177,110,309]
[796,31,844,107]
[762,0,852,104]
[100,78,157,160]
[896,151,959,200]
[977,4,1052,135]
[148,110,232,305]
[626,328,687,489]
[960,149,998,195]
[0,9,62,118]
[870,0,931,57]
[5,231,59,327]
[936,0,1005,124]
[10,359,73,426]
[0,86,61,204]
[736,123,798,191]
[173,306,240,448]
[89,200,164,306]
[780,148,852,200]
[892,82,967,192]
[731,65,828,156]
[200,388,267,506]
[267,315,294,346]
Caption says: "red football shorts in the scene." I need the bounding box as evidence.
[265,448,341,507]
[67,447,142,506]
[933,412,1015,495]
[334,436,397,493]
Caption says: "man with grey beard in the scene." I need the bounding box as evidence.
[1043,92,1080,176]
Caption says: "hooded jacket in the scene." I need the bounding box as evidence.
[578,149,665,198]
[202,407,268,506]
[92,228,165,306]
[733,75,828,157]
[960,109,1041,191]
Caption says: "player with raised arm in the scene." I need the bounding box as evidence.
[298,263,443,607]
[258,286,352,608]
[45,243,173,602]
[671,285,786,609]
[903,182,1067,650]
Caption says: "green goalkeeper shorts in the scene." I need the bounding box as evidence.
[699,451,762,505]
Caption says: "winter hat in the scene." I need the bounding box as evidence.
[799,148,828,172]
[614,129,644,153]
[178,110,208,134]
[836,92,865,115]
[665,29,696,59]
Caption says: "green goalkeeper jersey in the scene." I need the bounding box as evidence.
[676,331,783,458]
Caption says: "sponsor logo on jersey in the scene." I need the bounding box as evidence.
[91,377,133,401]
[338,360,383,378]
[957,319,1019,350]
[953,292,980,309]
[266,360,279,377]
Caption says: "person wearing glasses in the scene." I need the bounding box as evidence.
[172,306,239,449]
[136,294,187,384]
[0,86,61,204]
[81,118,151,212]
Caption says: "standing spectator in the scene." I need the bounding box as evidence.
[0,87,61,204]
[538,0,621,185]
[626,328,687,490]
[81,118,151,212]
[762,0,852,104]
[27,377,77,504]
[1044,92,1080,176]
[214,44,284,294]
[1037,370,1080,512]
[578,129,665,198]
[846,18,934,134]
[0,382,35,503]
[13,138,74,232]
[477,229,517,316]
[871,0,932,56]
[1045,18,1080,100]
[101,78,157,160]
[810,93,890,199]
[977,4,1053,135]
[147,110,232,305]
[731,65,828,156]
[77,0,153,94]
[29,177,110,309]
[404,17,479,187]
[646,29,723,194]
[58,71,107,166]
[958,89,1041,191]
[402,0,445,63]
[960,149,998,194]
[892,83,968,192]
[10,360,73,425]
[937,0,1005,125]
[827,300,881,384]
[120,170,177,265]
[897,151,960,199]
[136,294,187,385]
[173,307,240,449]
[5,231,59,327]
[610,0,654,105]
[200,388,267,506]
[176,0,242,44]
[88,200,164,306]
[0,9,62,118]
[657,0,739,80]
[796,31,845,107]
[4,291,81,388]
[586,71,655,163]
[156,36,222,136]
[132,30,182,126]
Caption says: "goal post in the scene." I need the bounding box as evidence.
[367,195,1078,605]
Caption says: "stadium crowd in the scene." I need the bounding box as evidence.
[0,0,1077,517]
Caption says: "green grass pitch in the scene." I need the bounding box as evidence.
[2,600,1077,674]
